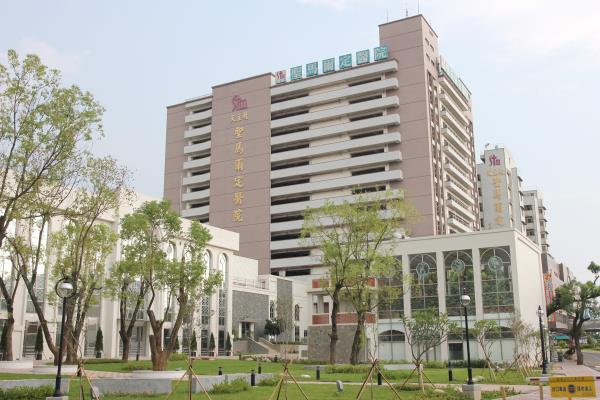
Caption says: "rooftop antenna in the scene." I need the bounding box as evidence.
[417,0,420,14]
[386,8,389,22]
[405,2,408,17]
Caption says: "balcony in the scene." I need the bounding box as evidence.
[271,132,401,163]
[443,144,472,173]
[441,110,468,141]
[271,96,399,130]
[182,188,210,203]
[183,157,211,171]
[185,109,212,124]
[270,238,312,251]
[446,180,475,205]
[271,114,400,146]
[442,127,470,156]
[448,215,471,232]
[184,125,211,140]
[440,93,469,126]
[271,78,398,113]
[270,151,401,180]
[447,198,475,221]
[182,172,210,186]
[439,75,469,111]
[181,205,209,219]
[270,256,321,270]
[270,170,403,198]
[445,161,473,189]
[184,141,211,155]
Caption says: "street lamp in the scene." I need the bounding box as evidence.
[537,305,548,374]
[460,288,473,385]
[53,278,75,398]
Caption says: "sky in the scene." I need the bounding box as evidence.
[1,0,599,280]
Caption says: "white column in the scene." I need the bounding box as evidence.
[436,251,449,361]
[402,253,411,360]
[472,247,484,360]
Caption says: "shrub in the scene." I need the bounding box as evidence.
[0,385,54,400]
[423,360,445,369]
[257,377,279,386]
[34,327,44,355]
[447,359,487,369]
[324,364,371,374]
[121,363,152,371]
[95,328,104,353]
[83,358,127,364]
[210,378,250,394]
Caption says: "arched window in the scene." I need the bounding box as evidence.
[167,242,177,261]
[269,301,275,320]
[378,330,405,342]
[203,250,212,278]
[218,253,227,285]
[480,246,513,314]
[294,304,300,322]
[444,250,475,316]
[409,253,438,311]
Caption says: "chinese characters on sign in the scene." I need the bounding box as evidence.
[231,97,249,223]
[549,376,596,398]
[486,154,504,227]
[274,46,388,84]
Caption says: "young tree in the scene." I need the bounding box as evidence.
[302,190,415,365]
[209,333,216,357]
[190,331,197,355]
[547,261,600,365]
[94,328,103,358]
[225,332,232,355]
[471,319,501,382]
[35,326,44,360]
[400,311,457,391]
[0,49,102,361]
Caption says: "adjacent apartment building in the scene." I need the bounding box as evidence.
[164,15,479,276]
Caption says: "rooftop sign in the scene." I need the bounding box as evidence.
[275,46,388,85]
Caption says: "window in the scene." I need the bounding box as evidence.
[527,229,535,236]
[379,330,405,342]
[410,253,438,311]
[323,302,330,314]
[378,257,404,319]
[480,246,514,314]
[294,304,300,321]
[444,250,475,316]
[525,217,534,224]
[271,301,276,319]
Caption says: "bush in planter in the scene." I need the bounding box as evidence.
[34,326,44,360]
[209,333,215,356]
[225,332,232,356]
[0,385,54,399]
[190,331,197,356]
[94,328,103,358]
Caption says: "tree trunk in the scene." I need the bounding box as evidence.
[154,351,169,371]
[3,315,15,361]
[328,288,340,365]
[417,362,425,392]
[574,331,583,365]
[349,312,366,365]
[121,340,130,362]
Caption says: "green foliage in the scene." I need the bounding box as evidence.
[209,333,216,351]
[34,327,44,354]
[94,328,103,353]
[209,378,250,394]
[168,352,187,361]
[257,377,278,386]
[0,385,54,400]
[190,331,197,352]
[225,332,232,351]
[0,324,7,355]
[423,360,445,369]
[325,365,371,374]
[264,319,282,337]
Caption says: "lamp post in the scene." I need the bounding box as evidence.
[52,278,75,398]
[538,305,548,374]
[460,288,473,385]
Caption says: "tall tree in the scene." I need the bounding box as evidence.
[120,200,221,370]
[547,261,600,365]
[302,190,414,364]
[47,157,129,363]
[0,49,102,360]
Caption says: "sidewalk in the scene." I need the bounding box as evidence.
[507,360,600,399]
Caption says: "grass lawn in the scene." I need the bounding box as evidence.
[65,381,512,400]
[81,359,538,385]
[0,372,55,379]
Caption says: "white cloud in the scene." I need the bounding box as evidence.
[2,38,85,75]
[427,0,600,65]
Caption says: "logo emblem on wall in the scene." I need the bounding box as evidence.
[450,259,466,273]
[232,95,248,112]
[487,255,503,271]
[488,154,501,166]
[416,262,430,279]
